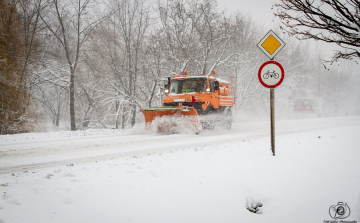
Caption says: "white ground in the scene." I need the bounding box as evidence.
[0,117,360,223]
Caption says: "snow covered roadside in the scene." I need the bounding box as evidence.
[0,125,360,222]
[1,116,360,175]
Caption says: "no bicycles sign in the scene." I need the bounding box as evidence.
[258,61,284,88]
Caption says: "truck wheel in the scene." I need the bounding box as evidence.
[201,116,215,130]
[200,105,215,130]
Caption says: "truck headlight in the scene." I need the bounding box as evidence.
[164,89,169,94]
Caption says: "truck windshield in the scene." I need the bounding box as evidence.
[170,78,207,94]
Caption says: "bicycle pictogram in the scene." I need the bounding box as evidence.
[263,70,279,79]
[258,61,284,88]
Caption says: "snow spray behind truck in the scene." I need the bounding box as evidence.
[140,71,235,133]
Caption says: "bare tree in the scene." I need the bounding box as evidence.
[142,32,168,107]
[190,0,238,74]
[98,0,149,127]
[40,0,102,130]
[274,0,360,63]
[158,0,239,75]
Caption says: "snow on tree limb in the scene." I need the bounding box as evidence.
[274,0,360,63]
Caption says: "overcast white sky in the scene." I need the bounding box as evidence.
[217,0,279,24]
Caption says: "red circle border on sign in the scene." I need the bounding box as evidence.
[258,61,285,88]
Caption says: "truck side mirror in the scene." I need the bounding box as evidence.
[164,77,171,94]
[164,84,169,94]
[167,77,171,87]
[214,81,219,91]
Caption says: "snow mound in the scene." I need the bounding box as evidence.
[246,196,264,214]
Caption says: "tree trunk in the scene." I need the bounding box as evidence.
[115,96,120,129]
[121,104,126,129]
[82,104,91,129]
[70,72,76,131]
[131,104,136,126]
[56,104,60,127]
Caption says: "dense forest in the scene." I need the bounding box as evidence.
[1,0,359,134]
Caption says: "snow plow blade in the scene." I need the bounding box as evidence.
[140,106,200,133]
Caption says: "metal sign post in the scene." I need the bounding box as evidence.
[270,88,275,156]
[257,31,286,156]
[269,59,276,156]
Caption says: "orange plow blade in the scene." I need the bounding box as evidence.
[140,106,200,133]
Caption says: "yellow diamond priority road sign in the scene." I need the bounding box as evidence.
[257,30,285,60]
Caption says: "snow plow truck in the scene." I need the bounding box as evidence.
[140,71,235,133]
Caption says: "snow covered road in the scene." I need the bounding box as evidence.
[0,117,360,223]
[1,117,360,174]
